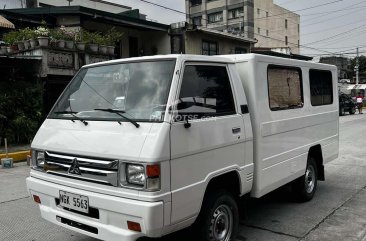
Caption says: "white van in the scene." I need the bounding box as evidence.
[27,54,339,241]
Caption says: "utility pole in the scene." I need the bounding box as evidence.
[355,47,359,85]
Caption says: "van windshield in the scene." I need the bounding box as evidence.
[49,60,176,122]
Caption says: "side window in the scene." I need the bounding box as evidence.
[309,69,333,106]
[268,65,303,111]
[177,65,236,120]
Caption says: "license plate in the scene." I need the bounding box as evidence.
[59,191,89,214]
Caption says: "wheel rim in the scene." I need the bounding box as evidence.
[210,204,233,241]
[305,165,316,194]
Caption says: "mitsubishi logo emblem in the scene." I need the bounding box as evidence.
[68,158,81,175]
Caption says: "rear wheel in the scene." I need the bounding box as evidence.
[292,157,318,202]
[194,190,239,241]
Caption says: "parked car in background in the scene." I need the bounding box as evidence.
[339,93,356,116]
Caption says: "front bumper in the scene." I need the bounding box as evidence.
[26,176,164,241]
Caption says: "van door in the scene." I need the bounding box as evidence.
[170,63,245,224]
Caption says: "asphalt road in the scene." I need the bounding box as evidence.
[0,113,365,241]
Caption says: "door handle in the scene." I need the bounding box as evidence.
[232,127,241,134]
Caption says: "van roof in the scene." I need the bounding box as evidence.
[83,54,336,70]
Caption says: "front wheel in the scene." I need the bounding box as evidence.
[194,190,239,241]
[292,158,318,202]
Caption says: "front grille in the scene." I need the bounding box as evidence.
[55,198,100,219]
[56,216,98,234]
[42,151,119,186]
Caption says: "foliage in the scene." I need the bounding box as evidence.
[78,28,123,45]
[2,25,123,46]
[34,26,50,37]
[59,26,76,41]
[105,28,123,46]
[21,27,36,40]
[0,79,43,144]
[82,30,102,44]
[3,31,21,44]
[350,56,366,73]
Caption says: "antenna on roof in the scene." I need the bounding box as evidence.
[66,0,73,6]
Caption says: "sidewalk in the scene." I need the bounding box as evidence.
[0,144,30,162]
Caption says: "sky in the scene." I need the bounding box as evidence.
[2,0,364,58]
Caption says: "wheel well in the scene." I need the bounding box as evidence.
[308,145,325,181]
[204,171,241,199]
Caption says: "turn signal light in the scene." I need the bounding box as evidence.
[33,195,41,204]
[146,164,160,178]
[127,221,141,232]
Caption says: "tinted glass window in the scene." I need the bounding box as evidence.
[268,66,303,111]
[177,65,236,119]
[310,70,333,106]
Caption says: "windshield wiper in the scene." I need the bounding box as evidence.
[54,111,88,126]
[94,108,140,128]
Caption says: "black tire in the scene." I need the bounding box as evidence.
[194,190,239,241]
[292,157,318,202]
[350,107,356,115]
[339,107,345,116]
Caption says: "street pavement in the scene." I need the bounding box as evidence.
[0,113,365,241]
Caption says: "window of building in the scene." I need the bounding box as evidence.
[257,28,260,34]
[268,65,303,111]
[285,19,288,28]
[228,8,244,19]
[285,36,288,45]
[192,16,202,26]
[257,8,260,15]
[177,65,236,119]
[309,69,333,106]
[190,0,202,6]
[208,12,223,23]
[235,47,247,54]
[202,40,218,55]
[266,30,269,37]
[266,11,269,17]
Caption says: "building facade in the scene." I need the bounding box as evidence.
[320,56,350,80]
[185,0,300,54]
[254,0,300,54]
[170,22,256,56]
[186,0,255,39]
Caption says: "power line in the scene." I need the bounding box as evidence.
[301,7,366,27]
[303,24,366,46]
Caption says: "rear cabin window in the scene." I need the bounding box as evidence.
[309,69,333,106]
[177,65,236,119]
[267,66,303,111]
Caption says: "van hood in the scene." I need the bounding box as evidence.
[32,119,155,161]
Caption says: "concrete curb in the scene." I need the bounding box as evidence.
[0,150,30,162]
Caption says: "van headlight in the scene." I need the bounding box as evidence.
[126,164,145,186]
[121,163,161,191]
[31,149,45,170]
